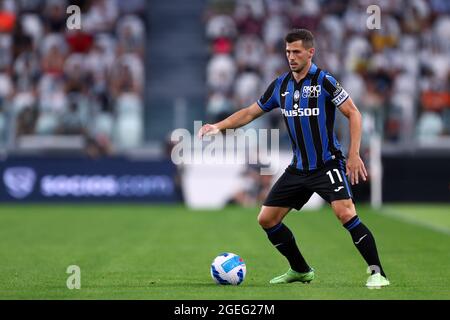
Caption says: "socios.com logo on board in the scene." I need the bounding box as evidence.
[2,167,175,200]
[3,167,37,199]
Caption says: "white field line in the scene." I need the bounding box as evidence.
[377,207,450,236]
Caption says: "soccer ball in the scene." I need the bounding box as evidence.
[210,252,246,285]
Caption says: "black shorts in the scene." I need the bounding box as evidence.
[263,159,353,210]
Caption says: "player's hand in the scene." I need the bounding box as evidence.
[197,124,220,139]
[346,154,368,185]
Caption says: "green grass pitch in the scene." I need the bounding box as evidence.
[0,204,449,300]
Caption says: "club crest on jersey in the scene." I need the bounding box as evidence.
[302,85,321,98]
[294,90,300,102]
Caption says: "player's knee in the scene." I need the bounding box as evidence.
[335,209,354,224]
[332,200,355,224]
[257,211,278,229]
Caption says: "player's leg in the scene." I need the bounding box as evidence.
[331,199,387,275]
[310,160,389,287]
[258,206,314,284]
[259,170,315,284]
[257,205,290,229]
[257,206,310,271]
[331,199,389,287]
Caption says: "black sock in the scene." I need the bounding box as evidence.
[344,216,386,277]
[263,223,310,273]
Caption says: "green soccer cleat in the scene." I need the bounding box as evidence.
[269,268,315,284]
[366,273,390,289]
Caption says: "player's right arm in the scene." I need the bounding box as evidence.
[198,78,280,138]
[198,103,264,138]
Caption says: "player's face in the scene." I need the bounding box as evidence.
[285,40,314,73]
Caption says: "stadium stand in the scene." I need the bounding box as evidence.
[204,0,450,148]
[0,0,146,154]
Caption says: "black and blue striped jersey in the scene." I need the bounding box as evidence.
[257,63,350,171]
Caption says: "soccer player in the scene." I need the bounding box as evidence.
[198,29,389,288]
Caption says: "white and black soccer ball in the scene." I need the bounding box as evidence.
[210,252,246,285]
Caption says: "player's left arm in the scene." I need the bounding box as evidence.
[338,98,368,185]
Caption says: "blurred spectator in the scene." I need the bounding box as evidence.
[234,34,264,71]
[416,111,445,142]
[43,0,67,33]
[227,164,273,207]
[207,54,236,93]
[234,71,261,107]
[57,100,83,135]
[206,92,233,122]
[66,30,94,53]
[206,13,236,40]
[0,5,16,34]
[15,105,38,137]
[116,15,145,57]
[84,0,119,33]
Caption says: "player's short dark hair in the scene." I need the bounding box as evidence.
[285,29,315,48]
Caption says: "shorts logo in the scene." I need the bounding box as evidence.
[3,167,36,199]
[302,85,321,98]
